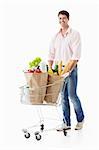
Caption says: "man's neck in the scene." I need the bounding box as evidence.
[61,25,69,36]
[61,25,69,32]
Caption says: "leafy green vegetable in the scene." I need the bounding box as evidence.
[29,57,42,69]
[54,64,58,72]
[53,64,58,73]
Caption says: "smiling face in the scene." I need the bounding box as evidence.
[58,14,69,28]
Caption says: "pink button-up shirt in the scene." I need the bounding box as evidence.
[48,27,81,65]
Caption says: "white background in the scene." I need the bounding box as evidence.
[0,0,99,150]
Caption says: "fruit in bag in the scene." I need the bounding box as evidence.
[48,69,53,75]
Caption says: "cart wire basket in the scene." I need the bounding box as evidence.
[20,73,69,140]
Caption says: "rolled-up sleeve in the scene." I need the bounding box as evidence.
[48,38,55,61]
[70,32,81,60]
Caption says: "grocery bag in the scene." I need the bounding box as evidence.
[24,72,48,104]
[44,74,63,104]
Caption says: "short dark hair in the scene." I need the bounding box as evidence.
[58,10,69,20]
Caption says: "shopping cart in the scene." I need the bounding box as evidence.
[20,73,69,141]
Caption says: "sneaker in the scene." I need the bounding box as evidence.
[75,120,84,130]
[56,123,71,131]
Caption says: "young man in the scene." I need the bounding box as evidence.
[48,10,84,130]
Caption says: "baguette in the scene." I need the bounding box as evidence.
[58,61,62,75]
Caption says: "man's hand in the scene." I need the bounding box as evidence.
[61,72,70,78]
[48,60,53,70]
[60,60,78,76]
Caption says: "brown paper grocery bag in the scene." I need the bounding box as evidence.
[44,74,63,104]
[24,72,48,104]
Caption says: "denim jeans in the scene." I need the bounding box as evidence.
[61,66,84,126]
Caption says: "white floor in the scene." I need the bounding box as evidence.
[1,86,99,150]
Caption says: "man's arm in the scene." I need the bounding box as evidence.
[48,60,53,69]
[61,31,81,75]
[60,60,78,75]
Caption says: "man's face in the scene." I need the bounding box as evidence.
[58,14,69,28]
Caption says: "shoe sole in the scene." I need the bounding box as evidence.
[75,127,83,130]
[56,128,71,131]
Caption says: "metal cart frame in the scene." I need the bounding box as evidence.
[20,74,69,140]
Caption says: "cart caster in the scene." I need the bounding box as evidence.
[22,129,30,139]
[24,132,30,139]
[35,131,42,141]
[40,124,44,131]
[63,129,67,136]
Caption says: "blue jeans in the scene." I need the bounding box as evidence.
[61,66,84,126]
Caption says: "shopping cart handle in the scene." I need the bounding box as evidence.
[61,72,69,78]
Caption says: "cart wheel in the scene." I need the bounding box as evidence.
[63,129,67,136]
[40,124,44,131]
[35,134,42,141]
[24,132,30,139]
[34,131,42,141]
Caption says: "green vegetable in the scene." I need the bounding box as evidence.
[29,57,42,69]
[54,64,58,73]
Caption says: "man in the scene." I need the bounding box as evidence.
[48,10,84,130]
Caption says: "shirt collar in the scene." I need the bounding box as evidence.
[59,27,71,37]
